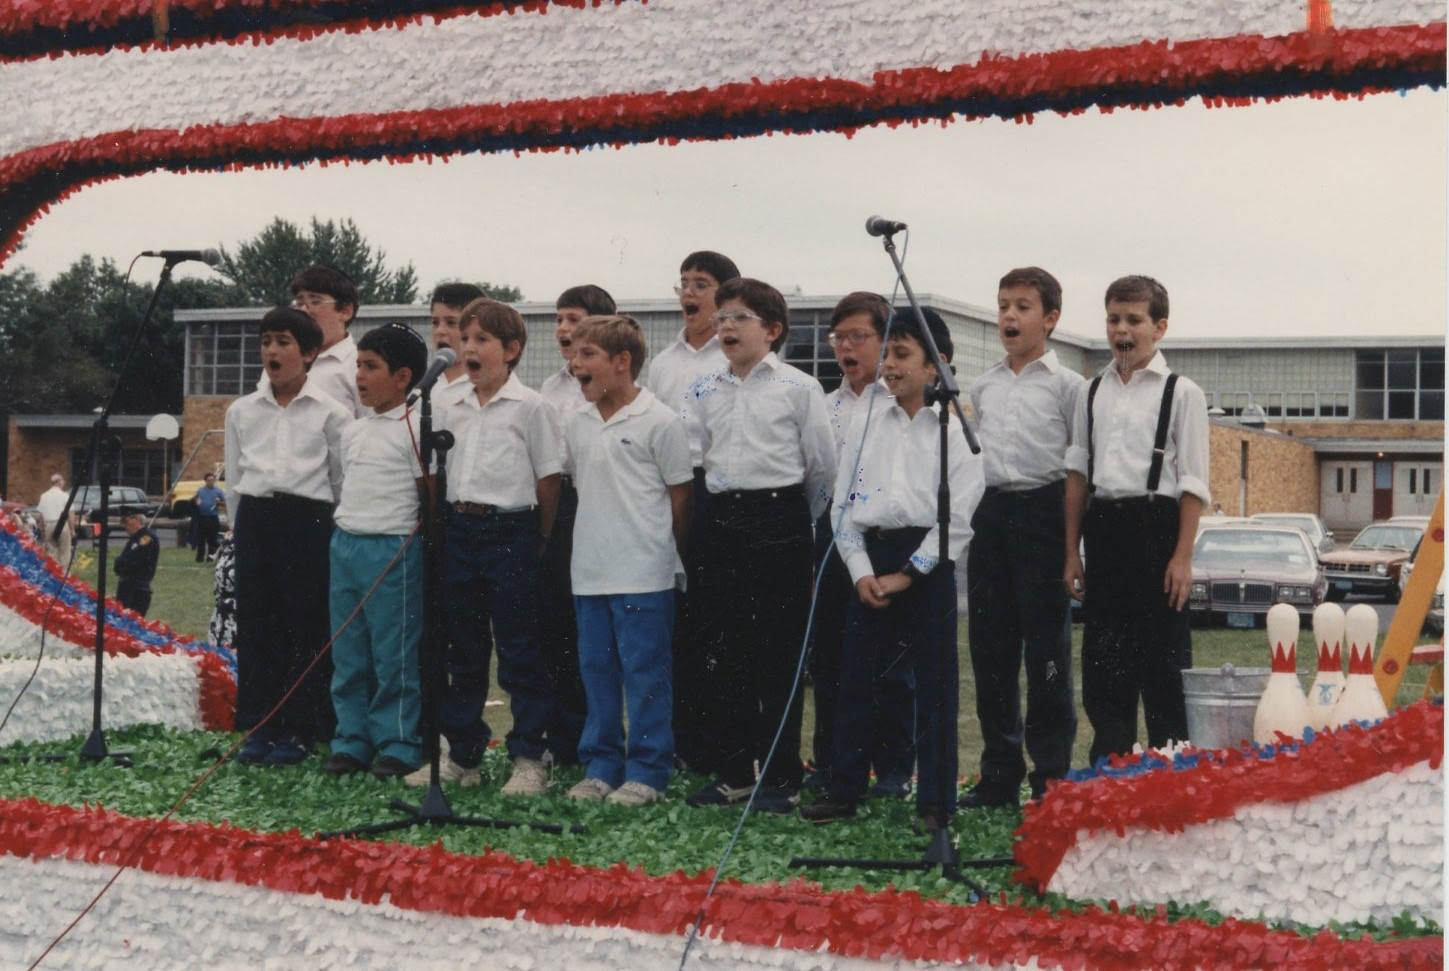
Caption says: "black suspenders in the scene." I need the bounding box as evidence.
[1086,372,1179,497]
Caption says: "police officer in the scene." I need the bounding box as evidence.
[114,507,159,616]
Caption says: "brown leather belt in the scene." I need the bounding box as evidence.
[453,500,498,517]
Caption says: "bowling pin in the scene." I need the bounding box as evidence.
[1305,602,1346,730]
[1253,603,1310,744]
[1328,603,1389,729]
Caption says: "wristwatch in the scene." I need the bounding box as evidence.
[901,562,928,582]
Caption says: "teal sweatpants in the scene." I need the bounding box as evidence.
[328,529,424,766]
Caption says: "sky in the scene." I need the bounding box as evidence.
[8,86,1446,342]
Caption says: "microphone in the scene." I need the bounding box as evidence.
[140,249,222,266]
[406,348,458,405]
[864,216,908,237]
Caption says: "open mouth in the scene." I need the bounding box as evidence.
[576,372,593,387]
[466,360,482,374]
[841,356,860,370]
[682,301,700,319]
[720,335,740,348]
[1003,326,1020,338]
[558,339,572,348]
[266,360,281,372]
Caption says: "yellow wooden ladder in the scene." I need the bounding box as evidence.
[1375,490,1444,704]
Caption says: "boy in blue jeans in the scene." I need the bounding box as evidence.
[562,315,693,806]
[322,322,430,779]
[434,298,563,795]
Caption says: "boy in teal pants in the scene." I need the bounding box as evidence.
[323,322,430,779]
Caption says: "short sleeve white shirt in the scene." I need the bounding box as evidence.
[644,330,727,467]
[1065,351,1212,504]
[433,372,474,411]
[969,350,1085,490]
[438,373,563,507]
[334,404,423,536]
[684,353,836,521]
[567,388,694,595]
[36,486,70,527]
[834,401,985,584]
[224,377,352,511]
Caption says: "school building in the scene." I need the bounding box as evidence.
[6,296,1441,536]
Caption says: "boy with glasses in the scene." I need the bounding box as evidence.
[290,265,368,417]
[682,278,835,812]
[808,292,916,800]
[645,250,739,775]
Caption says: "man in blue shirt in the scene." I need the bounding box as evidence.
[194,472,225,563]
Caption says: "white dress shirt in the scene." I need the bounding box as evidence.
[334,404,423,536]
[437,372,563,507]
[684,353,836,521]
[224,377,352,512]
[433,372,474,411]
[36,486,71,529]
[826,380,889,456]
[834,401,985,584]
[1065,351,1211,504]
[565,389,694,595]
[643,329,727,467]
[969,350,1085,490]
[539,363,588,467]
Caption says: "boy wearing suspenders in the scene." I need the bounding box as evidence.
[1063,276,1211,763]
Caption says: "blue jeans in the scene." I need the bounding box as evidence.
[328,530,423,767]
[439,509,551,766]
[575,591,675,791]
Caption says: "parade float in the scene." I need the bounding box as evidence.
[0,1,1443,967]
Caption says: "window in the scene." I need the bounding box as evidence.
[781,310,841,392]
[188,322,264,396]
[1354,347,1445,420]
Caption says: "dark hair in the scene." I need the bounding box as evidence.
[459,297,527,368]
[288,265,358,326]
[715,277,789,352]
[358,322,429,390]
[829,291,891,337]
[679,250,740,285]
[259,306,323,356]
[572,315,647,379]
[1105,275,1169,321]
[886,307,953,363]
[430,282,485,310]
[556,284,616,316]
[999,266,1063,317]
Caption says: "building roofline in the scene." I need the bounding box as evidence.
[12,414,167,430]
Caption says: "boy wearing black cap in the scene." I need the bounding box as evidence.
[114,508,159,616]
[322,323,431,779]
[802,308,984,835]
[225,307,352,766]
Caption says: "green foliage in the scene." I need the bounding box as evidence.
[216,218,418,305]
[429,278,523,303]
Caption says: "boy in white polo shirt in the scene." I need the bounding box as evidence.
[562,315,693,806]
[322,323,429,780]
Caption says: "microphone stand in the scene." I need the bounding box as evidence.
[16,259,180,767]
[319,378,581,840]
[789,228,1011,895]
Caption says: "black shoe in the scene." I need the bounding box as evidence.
[869,775,912,799]
[960,785,1019,810]
[802,769,832,793]
[1029,781,1049,803]
[370,755,417,780]
[261,735,311,766]
[322,752,368,776]
[799,798,857,824]
[751,787,801,815]
[234,736,273,765]
[685,777,752,808]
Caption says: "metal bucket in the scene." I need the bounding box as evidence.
[1182,664,1270,750]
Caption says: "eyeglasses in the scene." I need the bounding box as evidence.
[828,330,877,348]
[673,280,718,296]
[290,295,336,310]
[709,310,762,327]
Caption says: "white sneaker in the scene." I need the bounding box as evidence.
[403,756,481,788]
[500,756,550,796]
[606,781,664,807]
[566,777,615,801]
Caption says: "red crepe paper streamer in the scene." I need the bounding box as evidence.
[0,22,1443,267]
[1013,700,1443,894]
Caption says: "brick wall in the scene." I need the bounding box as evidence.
[179,398,230,480]
[5,421,165,505]
[1266,420,1444,441]
[1208,422,1319,516]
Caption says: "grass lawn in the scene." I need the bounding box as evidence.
[72,545,1432,775]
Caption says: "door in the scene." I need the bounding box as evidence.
[1372,460,1394,520]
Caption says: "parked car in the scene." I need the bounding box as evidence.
[1189,524,1326,628]
[1249,512,1336,555]
[1320,521,1425,603]
[1398,535,1444,635]
[72,486,161,528]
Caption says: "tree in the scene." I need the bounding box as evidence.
[432,279,523,303]
[215,217,419,305]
